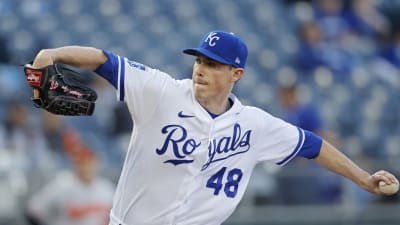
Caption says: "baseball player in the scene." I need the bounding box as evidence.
[29,30,398,225]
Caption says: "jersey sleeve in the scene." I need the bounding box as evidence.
[94,50,173,123]
[94,50,119,89]
[296,130,323,159]
[254,111,310,166]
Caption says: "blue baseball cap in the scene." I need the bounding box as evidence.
[183,30,248,68]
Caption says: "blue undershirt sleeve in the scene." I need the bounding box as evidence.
[296,130,323,159]
[94,50,119,88]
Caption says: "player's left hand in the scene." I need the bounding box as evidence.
[24,63,97,116]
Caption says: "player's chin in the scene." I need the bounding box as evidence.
[193,85,211,98]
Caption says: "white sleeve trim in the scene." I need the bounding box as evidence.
[276,127,305,166]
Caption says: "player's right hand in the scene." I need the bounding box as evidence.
[368,170,398,195]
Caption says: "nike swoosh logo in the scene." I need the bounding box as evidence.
[178,111,195,118]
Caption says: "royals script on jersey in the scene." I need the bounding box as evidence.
[96,52,305,225]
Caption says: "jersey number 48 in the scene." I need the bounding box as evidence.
[206,167,243,198]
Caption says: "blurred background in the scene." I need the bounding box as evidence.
[0,0,400,224]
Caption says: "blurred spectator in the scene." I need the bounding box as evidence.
[295,20,359,78]
[311,0,391,56]
[277,83,340,147]
[295,21,326,72]
[278,84,323,134]
[2,101,55,171]
[275,83,342,204]
[26,146,115,225]
[313,0,351,42]
[366,27,400,85]
[347,0,390,39]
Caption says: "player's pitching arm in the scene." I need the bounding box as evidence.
[314,140,399,195]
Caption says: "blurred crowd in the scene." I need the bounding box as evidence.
[1,0,400,224]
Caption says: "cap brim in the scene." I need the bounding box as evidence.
[183,48,232,66]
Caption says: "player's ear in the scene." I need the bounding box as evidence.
[232,68,244,82]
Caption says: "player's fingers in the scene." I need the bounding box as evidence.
[378,170,398,182]
[373,170,398,184]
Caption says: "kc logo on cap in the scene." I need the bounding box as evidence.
[205,32,220,47]
[183,30,248,68]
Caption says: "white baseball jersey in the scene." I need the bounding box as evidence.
[28,170,115,225]
[97,52,306,225]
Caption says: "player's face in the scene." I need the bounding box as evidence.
[192,55,242,101]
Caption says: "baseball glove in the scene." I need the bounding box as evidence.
[23,63,97,116]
